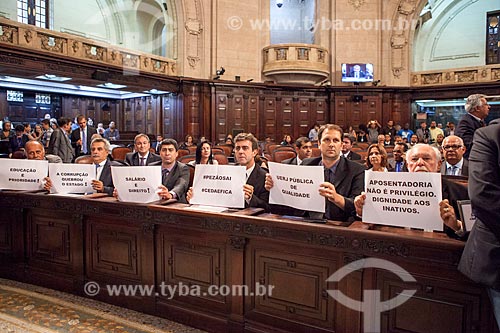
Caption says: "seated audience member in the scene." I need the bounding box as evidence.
[187,133,270,212]
[255,155,269,170]
[96,123,105,136]
[308,124,320,141]
[429,120,444,144]
[1,120,14,140]
[416,122,430,143]
[444,122,455,137]
[354,144,469,239]
[266,124,365,222]
[393,135,403,144]
[377,134,385,146]
[9,124,29,154]
[341,135,362,160]
[383,134,393,146]
[408,134,419,148]
[381,120,397,138]
[189,140,218,165]
[282,137,312,165]
[150,139,190,203]
[367,120,381,143]
[366,144,389,172]
[103,121,120,141]
[125,133,161,166]
[280,134,293,146]
[357,128,368,143]
[397,123,414,142]
[440,135,468,176]
[25,140,62,163]
[388,142,409,172]
[431,133,444,151]
[179,134,195,149]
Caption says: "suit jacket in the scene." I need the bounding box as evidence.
[344,151,362,161]
[150,160,190,203]
[440,159,469,176]
[8,134,29,153]
[459,124,500,290]
[97,159,122,196]
[246,164,270,212]
[48,128,74,163]
[455,113,484,159]
[125,151,161,166]
[301,156,365,222]
[70,126,97,156]
[388,158,408,172]
[281,157,298,165]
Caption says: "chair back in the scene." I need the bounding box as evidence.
[216,144,233,156]
[111,147,131,161]
[11,150,26,159]
[213,152,229,165]
[178,154,196,164]
[177,148,190,158]
[272,150,296,163]
[187,145,197,154]
[311,147,321,157]
[211,147,224,154]
[187,164,195,187]
[75,155,94,164]
[267,144,282,155]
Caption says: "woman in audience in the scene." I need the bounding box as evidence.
[189,141,218,165]
[31,124,43,142]
[365,144,390,172]
[0,121,14,140]
[180,134,195,149]
[281,134,293,146]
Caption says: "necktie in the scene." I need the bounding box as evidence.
[140,157,145,166]
[162,169,170,183]
[452,165,458,176]
[480,120,486,127]
[95,164,101,179]
[81,130,87,154]
[324,168,334,220]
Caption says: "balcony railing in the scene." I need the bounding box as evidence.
[411,64,500,86]
[262,44,329,85]
[0,17,176,76]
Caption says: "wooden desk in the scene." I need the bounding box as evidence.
[0,192,497,333]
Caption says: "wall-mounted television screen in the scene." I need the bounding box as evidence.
[341,63,374,82]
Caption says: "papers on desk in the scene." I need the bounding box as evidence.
[184,205,228,213]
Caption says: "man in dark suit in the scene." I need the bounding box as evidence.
[440,135,469,176]
[455,94,490,159]
[70,115,97,157]
[125,134,161,166]
[89,137,121,196]
[282,137,312,165]
[458,124,500,327]
[150,138,190,203]
[48,117,74,163]
[266,124,365,222]
[341,135,362,160]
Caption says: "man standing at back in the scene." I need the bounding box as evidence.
[70,115,96,157]
[456,94,490,159]
[125,134,161,166]
[48,117,74,163]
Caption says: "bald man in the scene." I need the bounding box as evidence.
[25,140,62,163]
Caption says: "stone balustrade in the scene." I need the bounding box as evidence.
[411,64,500,86]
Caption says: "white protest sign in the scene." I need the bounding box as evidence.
[363,171,443,230]
[0,159,48,190]
[111,166,162,203]
[268,162,325,213]
[190,164,246,208]
[49,164,95,194]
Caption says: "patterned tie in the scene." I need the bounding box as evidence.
[81,130,87,154]
[162,169,170,183]
[140,157,145,166]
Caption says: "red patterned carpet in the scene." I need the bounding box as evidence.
[0,278,206,333]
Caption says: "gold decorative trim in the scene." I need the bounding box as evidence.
[348,0,366,10]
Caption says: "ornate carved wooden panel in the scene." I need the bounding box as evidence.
[378,269,485,333]
[247,247,343,331]
[162,94,174,138]
[247,95,259,136]
[264,97,277,140]
[279,98,294,138]
[88,221,141,281]
[156,232,227,304]
[0,217,12,254]
[335,97,348,128]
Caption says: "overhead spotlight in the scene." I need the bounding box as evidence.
[372,80,381,87]
[216,67,225,76]
[276,0,284,8]
[246,78,254,82]
[213,75,220,80]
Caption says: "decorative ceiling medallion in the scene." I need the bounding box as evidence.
[348,0,366,10]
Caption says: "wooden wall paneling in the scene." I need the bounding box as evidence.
[86,99,96,125]
[134,98,144,133]
[247,95,259,138]
[263,96,277,141]
[216,92,228,141]
[232,95,244,136]
[297,98,311,138]
[364,96,381,123]
[201,84,212,142]
[335,96,349,129]
[315,97,327,126]
[183,84,202,140]
[145,96,156,136]
[161,94,176,139]
[279,97,294,140]
[0,91,7,120]
[123,99,133,131]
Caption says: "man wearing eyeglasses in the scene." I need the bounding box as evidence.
[440,135,468,176]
